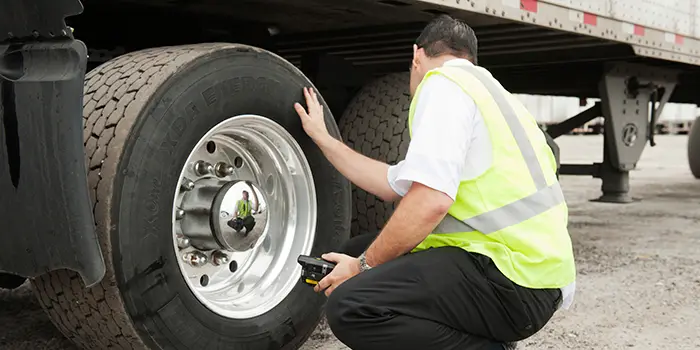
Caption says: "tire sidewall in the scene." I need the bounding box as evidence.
[112,48,350,349]
[688,117,700,178]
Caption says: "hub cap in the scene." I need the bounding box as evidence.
[172,115,317,319]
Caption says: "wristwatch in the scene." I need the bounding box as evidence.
[358,252,373,272]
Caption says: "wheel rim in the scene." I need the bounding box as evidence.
[172,114,317,319]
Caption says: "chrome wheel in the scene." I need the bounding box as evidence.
[172,115,317,319]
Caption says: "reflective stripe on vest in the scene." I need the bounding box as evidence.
[430,65,565,235]
[436,182,565,234]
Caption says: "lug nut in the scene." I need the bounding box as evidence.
[181,178,195,191]
[211,250,229,266]
[183,251,208,267]
[214,162,235,177]
[194,161,214,176]
[177,235,191,249]
[176,208,185,220]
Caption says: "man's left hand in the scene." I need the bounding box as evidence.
[314,253,361,297]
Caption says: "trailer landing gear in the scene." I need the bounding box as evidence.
[550,63,679,203]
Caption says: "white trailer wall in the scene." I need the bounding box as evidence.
[516,95,585,125]
[657,103,699,123]
[515,94,698,125]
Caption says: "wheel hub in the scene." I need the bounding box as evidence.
[172,115,317,319]
[179,178,269,252]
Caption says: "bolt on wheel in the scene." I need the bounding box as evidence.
[172,114,317,319]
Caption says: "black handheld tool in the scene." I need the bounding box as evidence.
[298,255,336,286]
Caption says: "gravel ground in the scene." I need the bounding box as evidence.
[2,135,699,350]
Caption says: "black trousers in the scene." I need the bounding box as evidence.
[325,233,562,350]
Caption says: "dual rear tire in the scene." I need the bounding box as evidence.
[338,73,412,237]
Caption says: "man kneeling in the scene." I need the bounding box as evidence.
[293,15,576,350]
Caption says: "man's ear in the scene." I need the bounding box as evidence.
[412,44,423,69]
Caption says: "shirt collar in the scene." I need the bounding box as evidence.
[442,58,474,67]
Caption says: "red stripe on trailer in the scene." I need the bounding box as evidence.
[634,25,645,36]
[676,34,684,45]
[520,0,538,13]
[583,12,597,25]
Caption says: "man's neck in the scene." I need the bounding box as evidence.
[425,55,461,71]
[436,55,461,67]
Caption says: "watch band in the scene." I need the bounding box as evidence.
[358,252,373,272]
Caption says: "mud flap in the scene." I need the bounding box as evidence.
[0,0,105,287]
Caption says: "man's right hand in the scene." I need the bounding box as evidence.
[294,87,332,146]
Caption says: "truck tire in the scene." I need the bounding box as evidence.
[338,73,411,236]
[338,72,562,236]
[31,44,351,350]
[689,117,700,178]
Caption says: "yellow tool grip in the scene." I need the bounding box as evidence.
[305,278,318,285]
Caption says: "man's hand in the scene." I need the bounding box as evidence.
[294,87,332,146]
[314,252,361,297]
[292,87,400,202]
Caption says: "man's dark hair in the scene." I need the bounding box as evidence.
[415,15,478,64]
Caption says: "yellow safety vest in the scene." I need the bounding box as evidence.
[237,199,251,218]
[409,64,576,290]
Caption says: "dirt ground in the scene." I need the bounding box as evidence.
[2,135,699,350]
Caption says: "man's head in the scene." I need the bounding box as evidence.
[409,15,478,96]
[242,190,249,200]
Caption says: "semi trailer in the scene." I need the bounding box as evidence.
[2,0,700,349]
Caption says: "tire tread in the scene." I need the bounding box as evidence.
[31,44,253,350]
[337,73,411,237]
